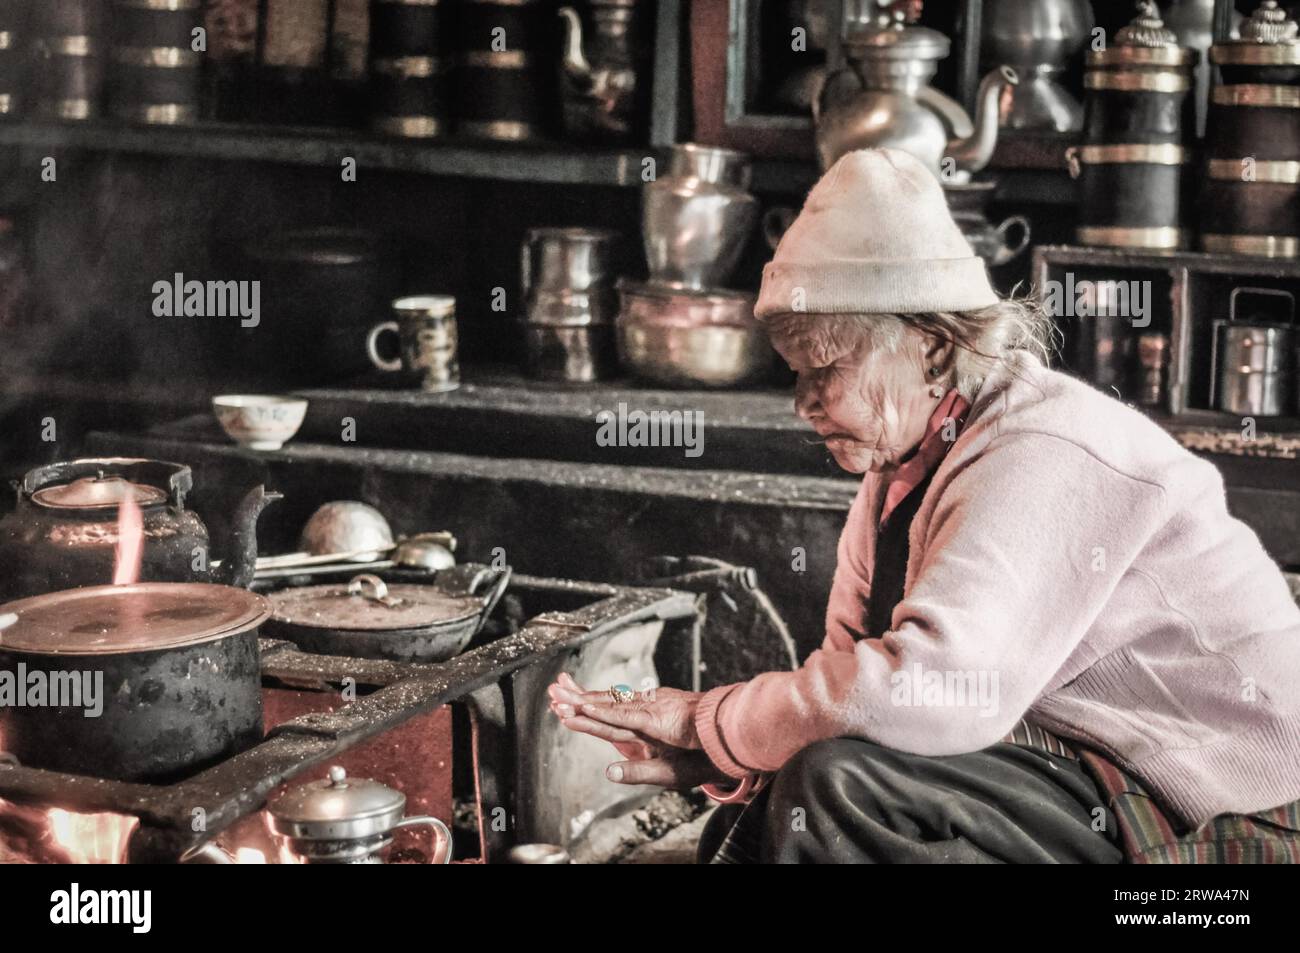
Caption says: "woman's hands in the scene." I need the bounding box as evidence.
[547,673,728,790]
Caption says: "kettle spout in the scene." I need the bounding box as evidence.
[557,7,592,80]
[214,485,281,589]
[944,66,1018,175]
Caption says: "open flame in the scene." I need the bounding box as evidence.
[0,799,137,864]
[47,808,138,864]
[111,487,143,586]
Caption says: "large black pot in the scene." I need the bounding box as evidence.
[0,583,266,782]
[234,227,400,387]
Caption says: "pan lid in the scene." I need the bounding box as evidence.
[0,583,269,655]
[267,574,481,632]
[31,475,168,510]
[268,766,405,827]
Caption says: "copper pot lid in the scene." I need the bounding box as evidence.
[267,574,481,632]
[31,475,168,510]
[0,583,269,655]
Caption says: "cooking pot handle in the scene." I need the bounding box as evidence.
[366,321,403,372]
[392,815,453,864]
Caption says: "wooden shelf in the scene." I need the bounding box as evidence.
[0,118,661,188]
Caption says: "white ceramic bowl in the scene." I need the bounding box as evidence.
[212,395,308,451]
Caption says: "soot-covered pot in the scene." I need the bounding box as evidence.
[0,457,278,601]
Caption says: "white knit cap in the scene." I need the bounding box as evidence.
[755,148,998,320]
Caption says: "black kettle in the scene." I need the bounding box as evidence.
[0,457,279,601]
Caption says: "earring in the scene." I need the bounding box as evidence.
[929,367,941,377]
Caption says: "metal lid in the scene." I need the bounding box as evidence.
[30,475,168,510]
[1241,1,1298,44]
[268,574,481,632]
[0,583,269,655]
[1088,1,1194,67]
[1211,1,1300,64]
[247,227,382,266]
[268,766,405,826]
[843,9,949,62]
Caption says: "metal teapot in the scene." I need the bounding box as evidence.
[557,0,651,143]
[267,766,454,864]
[814,8,1018,180]
[0,457,278,601]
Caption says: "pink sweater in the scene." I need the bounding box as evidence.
[695,352,1300,827]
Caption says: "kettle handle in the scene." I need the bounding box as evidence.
[392,815,454,864]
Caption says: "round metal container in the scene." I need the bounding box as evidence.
[0,582,267,782]
[107,0,203,125]
[455,0,552,140]
[1215,323,1295,416]
[615,282,770,388]
[1076,4,1195,250]
[1209,2,1300,87]
[0,11,26,118]
[241,227,399,386]
[521,323,619,382]
[369,0,450,137]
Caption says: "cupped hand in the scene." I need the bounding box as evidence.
[547,672,705,750]
[547,673,726,789]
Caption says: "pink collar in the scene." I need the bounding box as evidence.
[879,389,970,528]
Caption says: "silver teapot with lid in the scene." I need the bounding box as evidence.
[267,766,454,864]
[814,4,1018,179]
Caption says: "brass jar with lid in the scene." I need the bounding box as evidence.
[1202,1,1300,258]
[1071,1,1196,250]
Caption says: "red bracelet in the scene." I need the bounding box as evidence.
[701,774,757,804]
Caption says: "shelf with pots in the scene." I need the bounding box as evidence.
[1032,243,1300,459]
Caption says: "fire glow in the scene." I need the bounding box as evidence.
[112,487,143,586]
[0,798,137,864]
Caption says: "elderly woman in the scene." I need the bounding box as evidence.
[548,148,1300,863]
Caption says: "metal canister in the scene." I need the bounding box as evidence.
[520,227,620,382]
[108,0,203,124]
[1072,2,1195,250]
[0,1,26,117]
[455,0,553,141]
[1202,2,1300,258]
[31,0,107,120]
[369,0,450,138]
[1213,288,1297,416]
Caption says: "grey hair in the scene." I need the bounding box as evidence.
[770,295,1059,402]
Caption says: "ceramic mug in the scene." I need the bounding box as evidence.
[367,295,459,392]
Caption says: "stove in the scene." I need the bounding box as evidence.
[0,574,699,864]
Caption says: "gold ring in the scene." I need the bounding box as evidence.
[608,685,635,704]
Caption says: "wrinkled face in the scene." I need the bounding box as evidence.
[768,315,945,474]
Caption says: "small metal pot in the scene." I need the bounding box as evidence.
[615,281,771,388]
[267,765,453,864]
[263,567,510,662]
[1211,287,1296,416]
[0,582,267,782]
[1214,323,1295,416]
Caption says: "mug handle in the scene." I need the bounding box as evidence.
[991,215,1031,267]
[393,815,454,864]
[366,321,403,372]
